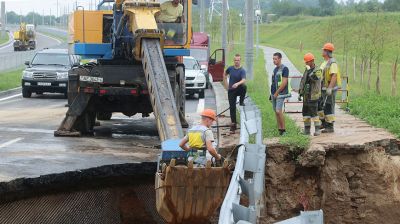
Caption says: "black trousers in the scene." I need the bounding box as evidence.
[228,85,247,123]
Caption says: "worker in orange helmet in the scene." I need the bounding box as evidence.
[299,53,323,136]
[179,109,222,166]
[318,43,342,133]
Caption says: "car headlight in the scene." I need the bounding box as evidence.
[57,72,69,79]
[22,71,33,78]
[196,74,206,81]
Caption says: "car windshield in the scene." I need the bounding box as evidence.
[183,58,199,70]
[190,49,208,62]
[32,53,69,66]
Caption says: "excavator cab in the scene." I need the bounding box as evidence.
[156,0,188,45]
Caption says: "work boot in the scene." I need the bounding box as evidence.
[314,125,321,136]
[303,126,311,135]
[320,119,327,130]
[322,122,334,133]
[230,123,237,133]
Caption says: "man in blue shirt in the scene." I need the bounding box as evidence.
[223,54,247,133]
[271,52,289,136]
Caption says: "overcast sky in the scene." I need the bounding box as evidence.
[3,0,103,16]
[2,0,386,16]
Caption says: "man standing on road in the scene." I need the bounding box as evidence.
[318,43,341,133]
[271,52,290,136]
[299,53,323,136]
[223,54,247,133]
[179,109,222,167]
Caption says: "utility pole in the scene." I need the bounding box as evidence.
[239,13,242,43]
[199,0,205,33]
[42,9,44,25]
[50,8,52,26]
[1,2,5,38]
[245,0,254,80]
[255,9,261,57]
[221,0,227,59]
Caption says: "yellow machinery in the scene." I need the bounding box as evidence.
[55,0,230,223]
[13,23,36,51]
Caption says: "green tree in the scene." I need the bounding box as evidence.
[383,0,400,12]
[319,0,335,16]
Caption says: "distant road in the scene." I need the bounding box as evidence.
[0,25,67,55]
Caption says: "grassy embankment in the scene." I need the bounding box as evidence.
[211,41,310,148]
[0,69,23,91]
[0,32,10,45]
[259,13,400,138]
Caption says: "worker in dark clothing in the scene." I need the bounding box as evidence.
[223,54,246,133]
[299,53,323,136]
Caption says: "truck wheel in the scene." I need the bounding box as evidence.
[22,88,31,98]
[199,90,205,99]
[97,112,112,121]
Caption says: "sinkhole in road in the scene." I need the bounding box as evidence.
[0,163,166,224]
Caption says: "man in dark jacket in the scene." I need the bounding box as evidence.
[223,54,246,133]
[299,53,323,136]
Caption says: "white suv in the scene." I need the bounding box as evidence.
[183,56,207,98]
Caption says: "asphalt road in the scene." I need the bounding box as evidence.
[0,90,215,182]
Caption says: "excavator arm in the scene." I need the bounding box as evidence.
[122,0,183,140]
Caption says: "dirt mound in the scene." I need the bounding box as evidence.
[260,145,400,224]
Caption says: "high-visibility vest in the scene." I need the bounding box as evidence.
[274,64,291,96]
[187,125,209,149]
[323,58,342,88]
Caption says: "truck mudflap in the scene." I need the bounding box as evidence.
[54,92,92,137]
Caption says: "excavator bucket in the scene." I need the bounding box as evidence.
[155,159,231,224]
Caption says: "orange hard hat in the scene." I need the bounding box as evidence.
[322,43,335,52]
[304,53,315,63]
[201,109,216,120]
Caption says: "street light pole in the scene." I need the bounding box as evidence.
[255,9,261,57]
[245,0,254,80]
[222,0,228,59]
[239,13,242,43]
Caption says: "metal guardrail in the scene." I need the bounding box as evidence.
[218,97,266,224]
[0,50,36,72]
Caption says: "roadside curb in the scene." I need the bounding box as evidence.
[0,87,21,98]
[211,81,230,117]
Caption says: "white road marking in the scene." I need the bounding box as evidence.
[0,94,21,102]
[1,127,54,134]
[196,98,205,114]
[37,32,62,45]
[0,137,23,149]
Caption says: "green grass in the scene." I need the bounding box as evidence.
[0,32,9,45]
[0,69,23,91]
[258,13,400,138]
[212,42,309,148]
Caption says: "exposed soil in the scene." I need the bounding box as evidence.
[260,144,400,224]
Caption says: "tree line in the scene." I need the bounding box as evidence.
[262,0,400,17]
